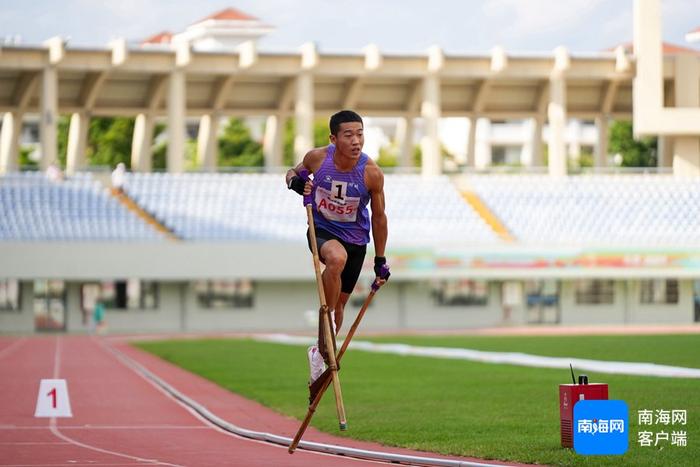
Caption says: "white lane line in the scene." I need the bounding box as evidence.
[105,340,508,467]
[0,442,70,445]
[0,338,26,361]
[47,337,183,467]
[0,461,149,467]
[0,464,150,466]
[0,425,207,430]
[255,334,700,379]
[101,340,399,466]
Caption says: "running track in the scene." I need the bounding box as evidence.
[0,336,516,467]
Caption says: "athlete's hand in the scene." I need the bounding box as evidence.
[373,257,390,290]
[303,179,313,196]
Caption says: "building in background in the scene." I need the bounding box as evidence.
[141,8,273,52]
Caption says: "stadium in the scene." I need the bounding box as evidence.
[1,1,699,466]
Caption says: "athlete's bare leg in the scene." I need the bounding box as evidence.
[334,292,350,334]
[319,240,346,315]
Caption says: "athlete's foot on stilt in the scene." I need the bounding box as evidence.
[307,344,326,385]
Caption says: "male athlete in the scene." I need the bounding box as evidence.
[286,110,389,385]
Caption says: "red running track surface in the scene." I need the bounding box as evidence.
[0,336,516,467]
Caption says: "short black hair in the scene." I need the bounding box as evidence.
[329,110,363,136]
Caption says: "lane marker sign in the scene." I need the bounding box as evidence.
[35,379,73,418]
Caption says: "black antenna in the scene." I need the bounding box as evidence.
[570,364,576,384]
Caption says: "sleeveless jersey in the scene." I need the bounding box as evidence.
[312,144,371,245]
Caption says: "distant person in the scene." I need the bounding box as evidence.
[45,163,63,182]
[93,300,106,335]
[285,109,390,384]
[111,162,126,191]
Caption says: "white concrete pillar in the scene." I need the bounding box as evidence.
[420,74,441,176]
[671,54,700,175]
[529,116,544,167]
[40,66,58,169]
[657,136,672,168]
[263,114,284,169]
[0,112,22,174]
[466,115,477,168]
[197,113,219,171]
[395,117,415,168]
[66,112,89,175]
[595,115,609,168]
[294,72,314,164]
[633,0,663,127]
[131,113,154,172]
[167,70,186,173]
[547,74,567,177]
[475,118,492,169]
[673,138,700,176]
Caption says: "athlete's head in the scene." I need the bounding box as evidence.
[330,110,363,136]
[329,110,364,157]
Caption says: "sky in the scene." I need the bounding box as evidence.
[0,0,698,55]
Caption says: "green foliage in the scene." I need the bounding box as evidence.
[218,118,263,167]
[413,144,422,166]
[138,334,700,467]
[18,146,38,168]
[376,144,398,167]
[282,118,331,167]
[184,139,199,171]
[152,143,166,171]
[376,142,427,169]
[578,149,594,168]
[57,116,69,167]
[87,117,135,168]
[152,123,166,171]
[609,120,657,167]
[314,118,330,147]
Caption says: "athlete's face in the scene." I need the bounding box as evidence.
[330,122,364,158]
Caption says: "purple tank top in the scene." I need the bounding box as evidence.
[312,145,371,245]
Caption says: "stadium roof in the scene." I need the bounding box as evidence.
[0,43,641,120]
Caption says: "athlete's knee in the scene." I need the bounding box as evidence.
[324,249,347,273]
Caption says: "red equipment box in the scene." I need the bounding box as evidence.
[559,383,608,448]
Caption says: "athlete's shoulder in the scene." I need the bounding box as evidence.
[363,157,384,191]
[303,146,330,173]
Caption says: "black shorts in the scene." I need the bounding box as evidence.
[307,228,367,294]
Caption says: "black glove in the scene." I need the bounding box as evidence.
[374,256,391,280]
[288,175,306,195]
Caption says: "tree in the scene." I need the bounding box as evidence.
[609,120,657,167]
[282,118,331,166]
[21,116,134,170]
[218,118,263,167]
[57,116,70,167]
[87,117,135,168]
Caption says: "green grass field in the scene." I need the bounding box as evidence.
[136,334,700,466]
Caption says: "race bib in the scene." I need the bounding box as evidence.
[315,182,359,222]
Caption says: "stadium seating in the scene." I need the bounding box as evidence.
[5,171,699,247]
[465,174,700,246]
[123,173,501,245]
[384,175,499,246]
[123,173,306,242]
[0,172,164,241]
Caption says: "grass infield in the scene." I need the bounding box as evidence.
[136,334,700,466]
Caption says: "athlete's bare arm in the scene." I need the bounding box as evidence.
[365,159,387,258]
[285,147,328,186]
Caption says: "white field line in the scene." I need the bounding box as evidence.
[255,334,700,379]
